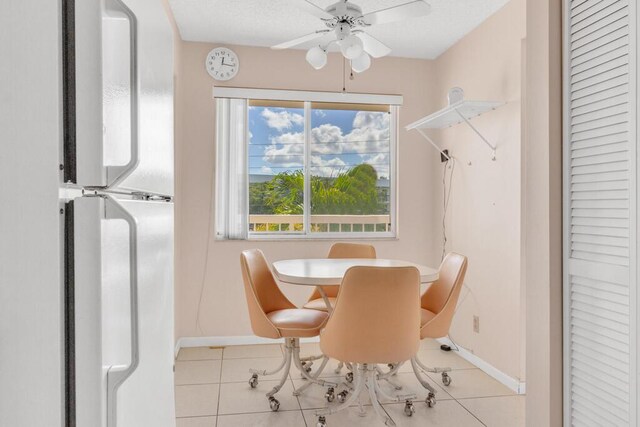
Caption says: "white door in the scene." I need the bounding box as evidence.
[564,0,637,425]
[72,0,174,196]
[73,196,175,427]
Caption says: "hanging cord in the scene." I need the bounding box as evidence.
[195,153,217,335]
[441,157,455,261]
[439,156,470,352]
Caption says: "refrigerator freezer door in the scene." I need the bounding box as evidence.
[74,196,175,427]
[71,0,174,196]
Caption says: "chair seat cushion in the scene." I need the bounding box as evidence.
[303,297,337,312]
[421,308,436,327]
[267,309,329,338]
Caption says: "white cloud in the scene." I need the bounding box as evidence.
[261,108,304,131]
[310,155,347,177]
[309,111,390,177]
[311,124,344,154]
[260,166,274,174]
[353,111,389,129]
[262,132,304,168]
[259,111,391,178]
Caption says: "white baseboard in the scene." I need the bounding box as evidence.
[436,337,526,395]
[175,335,320,358]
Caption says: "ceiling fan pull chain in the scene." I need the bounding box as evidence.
[342,56,346,93]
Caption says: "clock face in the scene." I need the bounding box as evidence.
[205,48,239,81]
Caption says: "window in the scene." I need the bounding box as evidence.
[215,89,398,240]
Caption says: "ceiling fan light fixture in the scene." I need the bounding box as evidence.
[272,0,423,73]
[339,35,363,60]
[306,46,328,70]
[351,51,371,73]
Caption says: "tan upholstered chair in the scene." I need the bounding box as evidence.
[303,243,377,312]
[410,252,468,397]
[240,249,335,411]
[315,266,421,427]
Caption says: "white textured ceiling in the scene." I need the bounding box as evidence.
[168,0,511,59]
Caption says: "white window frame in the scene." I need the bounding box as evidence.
[214,87,401,241]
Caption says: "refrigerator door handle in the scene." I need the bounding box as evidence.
[104,0,139,188]
[104,196,139,427]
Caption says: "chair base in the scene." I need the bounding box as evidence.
[316,364,417,426]
[248,338,338,411]
[412,354,453,387]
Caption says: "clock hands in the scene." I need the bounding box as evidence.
[220,58,234,67]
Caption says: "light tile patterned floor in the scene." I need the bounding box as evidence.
[175,341,525,427]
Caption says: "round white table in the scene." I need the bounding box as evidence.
[272,258,439,312]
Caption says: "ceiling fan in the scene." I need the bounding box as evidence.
[271,0,432,73]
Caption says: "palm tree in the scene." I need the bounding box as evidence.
[258,164,382,215]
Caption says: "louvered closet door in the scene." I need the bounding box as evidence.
[564,0,638,426]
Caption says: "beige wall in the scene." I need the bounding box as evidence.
[524,0,563,425]
[430,0,526,381]
[173,0,531,385]
[174,42,441,339]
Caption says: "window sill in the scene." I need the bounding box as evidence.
[238,232,398,242]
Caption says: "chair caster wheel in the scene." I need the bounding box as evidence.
[301,361,313,374]
[441,372,451,386]
[268,397,280,412]
[337,390,349,403]
[325,387,335,403]
[404,400,415,417]
[249,374,258,388]
[345,372,354,383]
[317,416,327,427]
[426,393,436,408]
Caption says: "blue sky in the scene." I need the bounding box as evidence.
[248,106,391,179]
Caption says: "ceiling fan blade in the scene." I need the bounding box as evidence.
[356,32,392,58]
[360,0,431,26]
[289,0,335,20]
[271,30,331,50]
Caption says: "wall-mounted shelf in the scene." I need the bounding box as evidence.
[406,88,504,161]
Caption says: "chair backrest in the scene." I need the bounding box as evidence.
[420,252,468,338]
[328,243,377,259]
[320,266,421,364]
[308,243,377,301]
[240,249,295,339]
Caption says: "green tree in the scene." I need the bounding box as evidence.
[264,170,304,215]
[253,163,384,216]
[249,181,269,214]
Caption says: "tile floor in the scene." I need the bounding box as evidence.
[175,341,525,427]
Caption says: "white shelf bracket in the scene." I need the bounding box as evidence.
[405,88,503,162]
[416,128,451,161]
[453,108,497,161]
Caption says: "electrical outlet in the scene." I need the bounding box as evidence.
[473,315,480,333]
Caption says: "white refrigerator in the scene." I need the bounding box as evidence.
[62,0,175,426]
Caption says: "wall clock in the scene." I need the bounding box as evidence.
[205,47,239,81]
